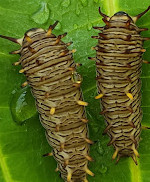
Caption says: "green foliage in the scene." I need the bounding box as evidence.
[0,0,150,181]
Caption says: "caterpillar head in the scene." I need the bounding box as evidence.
[98,6,150,23]
[0,21,59,46]
[110,11,133,22]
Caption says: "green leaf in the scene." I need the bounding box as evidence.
[0,0,150,182]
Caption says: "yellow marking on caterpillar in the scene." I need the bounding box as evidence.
[46,28,52,36]
[60,143,65,151]
[67,172,72,182]
[25,35,32,43]
[55,125,60,132]
[126,93,133,100]
[50,107,55,115]
[64,159,69,166]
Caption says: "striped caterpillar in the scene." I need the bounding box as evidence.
[90,6,150,164]
[0,22,94,182]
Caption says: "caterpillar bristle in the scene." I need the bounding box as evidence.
[46,20,59,36]
[13,61,21,66]
[138,28,148,32]
[9,49,21,54]
[83,178,88,182]
[143,60,150,64]
[66,41,73,46]
[28,46,36,53]
[132,6,150,23]
[81,118,88,123]
[142,37,150,41]
[95,93,104,99]
[125,20,131,29]
[102,18,110,26]
[128,122,136,128]
[59,50,69,56]
[93,26,104,30]
[77,100,88,106]
[99,33,107,39]
[85,155,93,162]
[103,124,112,134]
[55,167,59,172]
[131,155,138,165]
[141,49,146,52]
[25,34,33,43]
[0,34,23,45]
[100,109,107,115]
[55,33,67,45]
[91,36,99,39]
[132,145,140,158]
[115,154,121,164]
[98,7,110,21]
[21,81,28,87]
[85,167,94,177]
[112,149,118,160]
[71,49,76,53]
[43,152,53,157]
[72,83,81,87]
[85,138,94,145]
[19,69,25,73]
[68,67,75,71]
[107,137,116,146]
[76,63,82,67]
[88,57,96,61]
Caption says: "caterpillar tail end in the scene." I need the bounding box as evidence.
[131,155,138,165]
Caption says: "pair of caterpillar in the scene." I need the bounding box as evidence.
[0,6,150,182]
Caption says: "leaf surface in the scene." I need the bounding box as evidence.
[0,0,150,181]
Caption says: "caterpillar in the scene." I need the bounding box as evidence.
[0,21,94,182]
[90,6,150,164]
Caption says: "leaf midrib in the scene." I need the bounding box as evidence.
[0,147,12,182]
